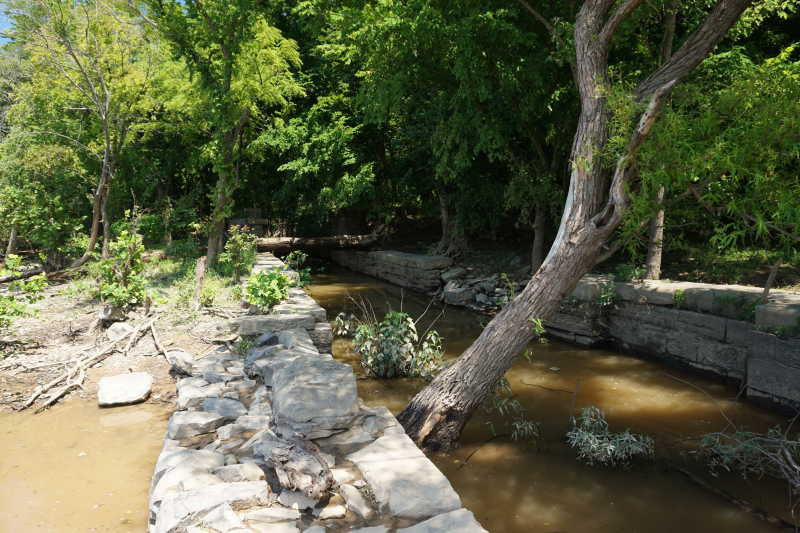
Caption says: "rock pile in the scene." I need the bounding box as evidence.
[148,252,488,533]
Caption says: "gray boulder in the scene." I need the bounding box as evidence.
[396,509,488,533]
[97,372,152,407]
[167,411,231,440]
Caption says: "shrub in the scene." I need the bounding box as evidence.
[614,264,646,282]
[353,311,444,379]
[0,273,47,330]
[219,225,258,282]
[700,427,800,493]
[484,375,541,442]
[166,238,201,260]
[566,406,655,467]
[245,268,292,311]
[283,250,311,287]
[97,230,147,308]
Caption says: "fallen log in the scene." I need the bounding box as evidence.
[256,234,378,252]
[0,267,45,284]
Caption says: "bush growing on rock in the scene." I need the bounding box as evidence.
[353,311,444,379]
[566,406,654,467]
[245,268,292,311]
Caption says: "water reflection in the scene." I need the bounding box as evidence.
[309,266,794,533]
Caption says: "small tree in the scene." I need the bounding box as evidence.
[219,225,257,282]
[97,230,146,309]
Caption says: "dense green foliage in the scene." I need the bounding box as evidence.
[0,0,796,278]
[219,225,258,282]
[352,311,444,379]
[244,268,292,311]
[96,230,146,308]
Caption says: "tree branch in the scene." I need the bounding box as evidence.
[599,0,646,46]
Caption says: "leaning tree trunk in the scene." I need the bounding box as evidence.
[100,182,111,259]
[398,0,754,451]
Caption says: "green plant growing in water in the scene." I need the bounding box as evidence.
[353,311,444,379]
[529,317,548,344]
[483,376,541,442]
[283,250,311,287]
[699,426,800,494]
[97,230,147,308]
[566,406,655,467]
[333,311,358,337]
[245,268,292,311]
[219,225,258,282]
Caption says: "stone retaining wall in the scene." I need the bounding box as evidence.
[327,249,800,411]
[548,275,800,410]
[330,250,453,293]
[149,253,487,533]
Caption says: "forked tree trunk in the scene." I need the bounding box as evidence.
[397,0,754,451]
[531,206,545,274]
[71,163,110,268]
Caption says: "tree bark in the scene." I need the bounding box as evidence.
[5,224,17,260]
[530,206,545,274]
[100,181,111,259]
[645,0,678,280]
[70,162,109,268]
[645,185,666,279]
[397,0,754,451]
[435,192,468,258]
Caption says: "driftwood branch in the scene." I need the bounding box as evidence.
[256,234,378,252]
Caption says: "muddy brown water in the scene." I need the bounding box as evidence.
[0,400,171,533]
[0,266,794,533]
[309,266,797,533]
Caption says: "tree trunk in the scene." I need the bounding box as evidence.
[100,182,111,259]
[70,163,109,268]
[397,0,754,451]
[5,224,17,260]
[645,185,666,279]
[435,192,468,258]
[645,0,678,280]
[531,207,545,274]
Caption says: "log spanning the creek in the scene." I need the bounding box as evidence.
[147,252,487,533]
[255,233,378,253]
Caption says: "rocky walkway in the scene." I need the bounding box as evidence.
[148,253,487,533]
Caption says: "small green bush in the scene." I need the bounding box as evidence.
[353,311,443,379]
[283,250,311,287]
[245,268,292,311]
[566,406,654,467]
[614,264,646,282]
[0,273,47,330]
[219,225,258,282]
[97,230,147,308]
[166,238,201,259]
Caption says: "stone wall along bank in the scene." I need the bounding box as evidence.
[548,275,800,410]
[328,249,800,411]
[149,252,487,533]
[330,250,453,293]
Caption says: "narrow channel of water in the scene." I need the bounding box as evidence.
[309,266,796,533]
[0,400,170,533]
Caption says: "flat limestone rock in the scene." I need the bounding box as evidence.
[395,509,488,533]
[106,321,134,342]
[154,481,271,533]
[97,372,152,407]
[340,483,374,519]
[228,314,316,336]
[203,397,248,418]
[272,357,359,439]
[240,506,301,523]
[167,411,231,440]
[199,503,249,532]
[347,433,461,520]
[213,463,266,483]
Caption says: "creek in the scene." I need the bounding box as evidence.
[309,265,796,533]
[0,265,794,533]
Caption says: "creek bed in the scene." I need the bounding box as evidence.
[308,265,795,533]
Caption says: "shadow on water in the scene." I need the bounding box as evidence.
[309,266,797,533]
